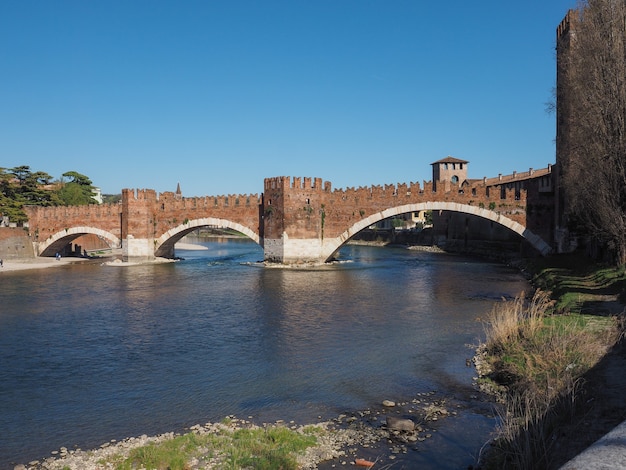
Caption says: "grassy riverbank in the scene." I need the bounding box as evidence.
[29,418,345,470]
[99,419,321,470]
[23,394,455,469]
[477,253,626,469]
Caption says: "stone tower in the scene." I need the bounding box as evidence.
[554,10,577,250]
[431,156,469,191]
[262,176,327,263]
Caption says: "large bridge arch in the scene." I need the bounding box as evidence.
[321,202,552,261]
[37,227,121,257]
[154,217,261,258]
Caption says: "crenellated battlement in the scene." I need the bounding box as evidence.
[124,188,262,207]
[25,202,121,218]
[264,176,325,191]
[20,164,554,263]
[557,9,576,40]
[23,202,123,252]
[122,188,158,201]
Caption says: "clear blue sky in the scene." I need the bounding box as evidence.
[1,1,575,197]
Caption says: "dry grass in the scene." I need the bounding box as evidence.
[479,289,623,469]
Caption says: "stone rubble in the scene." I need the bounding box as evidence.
[16,391,456,470]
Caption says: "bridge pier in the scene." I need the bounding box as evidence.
[122,236,157,262]
[263,235,327,264]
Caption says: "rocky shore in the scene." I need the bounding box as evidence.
[15,393,457,470]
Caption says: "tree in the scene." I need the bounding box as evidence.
[558,0,626,264]
[0,167,97,224]
[21,170,59,206]
[102,193,122,204]
[0,167,59,223]
[9,165,32,185]
[56,171,97,206]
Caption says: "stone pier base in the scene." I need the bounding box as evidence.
[264,236,327,264]
[122,237,155,262]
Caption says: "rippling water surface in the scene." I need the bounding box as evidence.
[0,240,530,468]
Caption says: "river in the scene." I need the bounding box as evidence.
[0,239,530,469]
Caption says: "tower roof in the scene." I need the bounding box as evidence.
[431,156,469,165]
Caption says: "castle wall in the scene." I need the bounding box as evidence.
[21,167,554,263]
[319,180,528,240]
[24,203,122,255]
[259,171,552,262]
[121,188,262,259]
[0,227,35,259]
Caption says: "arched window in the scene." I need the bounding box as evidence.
[451,175,459,184]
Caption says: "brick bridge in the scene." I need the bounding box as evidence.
[23,159,555,264]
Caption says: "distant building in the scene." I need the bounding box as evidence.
[92,187,103,204]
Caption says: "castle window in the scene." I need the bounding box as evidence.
[451,175,459,184]
[444,163,448,169]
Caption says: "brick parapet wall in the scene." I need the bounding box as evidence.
[24,203,122,243]
[265,177,531,241]
[122,188,262,241]
[21,168,553,260]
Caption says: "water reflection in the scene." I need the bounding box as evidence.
[0,241,529,469]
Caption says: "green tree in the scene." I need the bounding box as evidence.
[21,170,59,206]
[9,165,32,185]
[424,210,433,226]
[56,171,97,205]
[0,167,98,224]
[102,193,122,204]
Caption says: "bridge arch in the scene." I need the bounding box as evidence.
[322,202,552,261]
[154,217,261,258]
[37,227,121,257]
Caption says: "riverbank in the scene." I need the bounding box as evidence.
[0,242,210,273]
[16,394,457,470]
[475,254,626,469]
[0,256,91,272]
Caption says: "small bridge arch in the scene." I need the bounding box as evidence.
[322,202,552,261]
[37,227,121,257]
[154,217,262,258]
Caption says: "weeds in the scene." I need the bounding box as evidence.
[479,276,623,469]
[104,423,319,470]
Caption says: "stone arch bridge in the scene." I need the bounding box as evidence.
[24,170,554,264]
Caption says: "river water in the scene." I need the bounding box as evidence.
[0,240,530,469]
